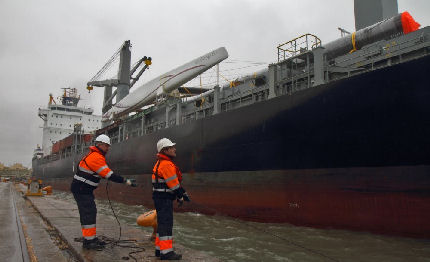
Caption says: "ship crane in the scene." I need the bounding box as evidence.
[86,40,152,116]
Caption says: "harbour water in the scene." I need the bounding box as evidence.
[53,191,430,262]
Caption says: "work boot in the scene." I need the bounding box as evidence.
[161,251,182,260]
[155,249,160,257]
[83,239,105,250]
[93,237,106,246]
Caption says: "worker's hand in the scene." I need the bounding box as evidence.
[183,192,191,202]
[177,198,184,207]
[125,179,137,187]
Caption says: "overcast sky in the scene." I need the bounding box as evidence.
[0,0,429,167]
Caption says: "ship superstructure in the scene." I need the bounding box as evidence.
[38,88,101,156]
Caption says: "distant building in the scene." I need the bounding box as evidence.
[9,163,26,170]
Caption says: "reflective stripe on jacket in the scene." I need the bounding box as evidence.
[74,146,113,188]
[152,153,181,194]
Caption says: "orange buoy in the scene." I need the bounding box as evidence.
[137,210,157,241]
[137,210,157,227]
[42,186,53,195]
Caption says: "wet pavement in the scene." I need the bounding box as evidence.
[13,183,72,262]
[0,182,217,262]
[0,182,30,262]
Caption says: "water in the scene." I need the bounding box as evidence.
[54,191,430,262]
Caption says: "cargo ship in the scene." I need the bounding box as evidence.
[32,1,430,238]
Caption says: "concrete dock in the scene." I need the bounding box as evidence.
[0,182,218,262]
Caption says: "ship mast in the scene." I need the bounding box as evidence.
[61,87,80,107]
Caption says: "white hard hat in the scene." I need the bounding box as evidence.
[95,134,111,145]
[157,138,176,152]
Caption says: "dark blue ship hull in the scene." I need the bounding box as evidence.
[33,54,430,238]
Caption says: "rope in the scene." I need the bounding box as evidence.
[104,181,145,261]
[183,59,267,88]
[89,45,121,82]
[224,59,268,65]
[74,181,145,261]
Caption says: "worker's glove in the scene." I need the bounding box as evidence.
[183,192,191,202]
[125,178,137,187]
[177,198,184,207]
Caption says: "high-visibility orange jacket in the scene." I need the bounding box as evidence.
[152,153,185,199]
[73,146,124,191]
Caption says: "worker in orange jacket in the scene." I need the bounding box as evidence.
[152,138,190,260]
[71,134,136,250]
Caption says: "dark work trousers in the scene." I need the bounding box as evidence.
[154,198,174,238]
[73,193,97,226]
